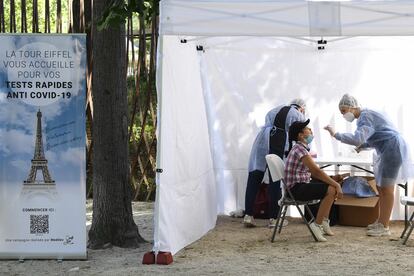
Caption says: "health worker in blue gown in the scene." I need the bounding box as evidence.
[324,94,412,237]
[243,98,307,228]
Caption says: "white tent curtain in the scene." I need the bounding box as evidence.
[155,0,414,255]
[154,36,217,254]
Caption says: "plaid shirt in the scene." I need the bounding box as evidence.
[284,142,311,189]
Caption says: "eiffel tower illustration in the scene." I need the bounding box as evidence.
[23,109,55,185]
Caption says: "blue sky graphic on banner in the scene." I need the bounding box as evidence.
[0,36,85,183]
[0,34,86,259]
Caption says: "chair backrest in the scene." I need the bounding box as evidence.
[265,154,285,182]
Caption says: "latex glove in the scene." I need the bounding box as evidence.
[324,125,336,137]
[355,143,370,153]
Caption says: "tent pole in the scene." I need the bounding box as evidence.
[153,34,164,254]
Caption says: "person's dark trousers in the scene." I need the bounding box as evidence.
[268,180,281,219]
[244,170,281,218]
[244,170,265,216]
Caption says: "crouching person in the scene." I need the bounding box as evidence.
[285,119,343,242]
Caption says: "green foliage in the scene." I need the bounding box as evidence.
[97,0,130,31]
[97,0,158,30]
[126,75,155,143]
[130,122,154,143]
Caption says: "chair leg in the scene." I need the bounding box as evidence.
[304,204,316,224]
[403,223,414,245]
[295,203,318,242]
[400,211,414,239]
[271,204,285,242]
[277,205,287,234]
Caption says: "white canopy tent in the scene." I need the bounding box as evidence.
[155,0,414,255]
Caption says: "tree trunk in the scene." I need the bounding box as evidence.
[68,0,81,33]
[84,0,93,198]
[88,0,145,249]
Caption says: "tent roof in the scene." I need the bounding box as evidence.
[160,0,414,36]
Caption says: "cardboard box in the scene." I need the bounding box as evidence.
[335,195,379,226]
[334,176,379,227]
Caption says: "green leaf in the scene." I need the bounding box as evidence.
[97,0,130,30]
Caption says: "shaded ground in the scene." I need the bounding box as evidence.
[2,202,414,275]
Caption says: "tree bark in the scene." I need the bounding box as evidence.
[69,0,81,33]
[88,0,145,249]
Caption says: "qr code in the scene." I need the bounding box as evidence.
[30,215,49,234]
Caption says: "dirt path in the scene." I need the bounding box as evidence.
[2,202,414,275]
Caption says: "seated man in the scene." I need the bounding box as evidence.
[284,119,343,242]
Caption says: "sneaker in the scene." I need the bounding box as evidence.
[243,215,256,227]
[309,222,327,242]
[367,220,379,230]
[268,218,289,228]
[321,219,334,236]
[366,223,391,237]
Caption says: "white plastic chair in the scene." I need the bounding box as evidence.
[400,196,414,245]
[265,154,319,242]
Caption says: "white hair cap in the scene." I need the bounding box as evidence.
[338,94,358,108]
[290,98,306,109]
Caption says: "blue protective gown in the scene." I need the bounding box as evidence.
[248,105,306,172]
[334,108,412,186]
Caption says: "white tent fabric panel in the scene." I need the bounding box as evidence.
[340,2,414,36]
[161,1,311,36]
[160,0,414,36]
[154,36,217,254]
[199,54,251,214]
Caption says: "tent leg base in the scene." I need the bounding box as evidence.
[156,251,173,265]
[142,251,156,265]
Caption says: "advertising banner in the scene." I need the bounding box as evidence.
[0,34,86,259]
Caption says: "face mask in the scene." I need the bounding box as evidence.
[305,134,314,144]
[343,112,355,122]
